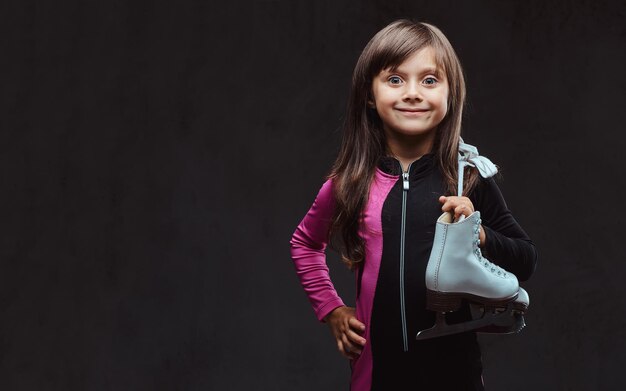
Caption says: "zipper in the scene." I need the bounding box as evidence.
[400,162,412,352]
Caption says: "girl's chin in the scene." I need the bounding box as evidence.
[386,128,437,138]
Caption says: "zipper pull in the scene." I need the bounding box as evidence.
[402,171,409,190]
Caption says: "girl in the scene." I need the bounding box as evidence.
[290,19,537,390]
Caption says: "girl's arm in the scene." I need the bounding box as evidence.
[470,176,538,282]
[290,179,345,322]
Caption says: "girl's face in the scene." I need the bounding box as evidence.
[370,46,449,142]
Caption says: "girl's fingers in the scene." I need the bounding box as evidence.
[348,317,366,333]
[337,340,352,359]
[455,204,469,218]
[440,196,475,216]
[333,317,365,358]
[341,334,361,355]
[345,329,366,350]
[328,308,362,360]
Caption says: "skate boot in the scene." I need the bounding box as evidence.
[415,210,520,340]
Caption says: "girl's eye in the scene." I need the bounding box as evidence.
[388,76,403,85]
[423,77,438,85]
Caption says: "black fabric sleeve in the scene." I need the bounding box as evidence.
[469,175,538,281]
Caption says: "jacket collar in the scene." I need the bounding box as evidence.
[378,153,436,177]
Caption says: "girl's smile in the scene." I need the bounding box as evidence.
[396,108,430,116]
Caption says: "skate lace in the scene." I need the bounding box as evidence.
[473,217,508,278]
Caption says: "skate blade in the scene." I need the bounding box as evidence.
[416,304,523,340]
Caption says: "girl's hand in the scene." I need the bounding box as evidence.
[439,195,475,220]
[324,306,366,360]
[439,196,486,246]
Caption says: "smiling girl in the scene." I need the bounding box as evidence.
[290,19,537,390]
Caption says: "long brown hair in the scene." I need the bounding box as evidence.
[328,19,479,270]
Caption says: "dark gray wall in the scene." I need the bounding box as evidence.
[1,0,624,389]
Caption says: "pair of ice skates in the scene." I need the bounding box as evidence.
[415,141,529,340]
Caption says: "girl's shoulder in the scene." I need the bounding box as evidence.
[307,177,336,210]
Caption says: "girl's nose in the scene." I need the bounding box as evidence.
[403,81,423,101]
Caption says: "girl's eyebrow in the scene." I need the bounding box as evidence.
[419,67,441,75]
[385,66,442,76]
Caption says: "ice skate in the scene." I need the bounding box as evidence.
[415,140,527,340]
[415,211,520,340]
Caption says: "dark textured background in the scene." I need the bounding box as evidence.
[1,0,624,389]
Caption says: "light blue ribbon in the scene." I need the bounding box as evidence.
[457,138,498,197]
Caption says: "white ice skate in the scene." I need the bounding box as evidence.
[415,140,529,340]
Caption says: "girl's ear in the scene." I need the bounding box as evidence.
[367,99,376,108]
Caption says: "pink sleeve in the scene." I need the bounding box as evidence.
[290,179,345,322]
